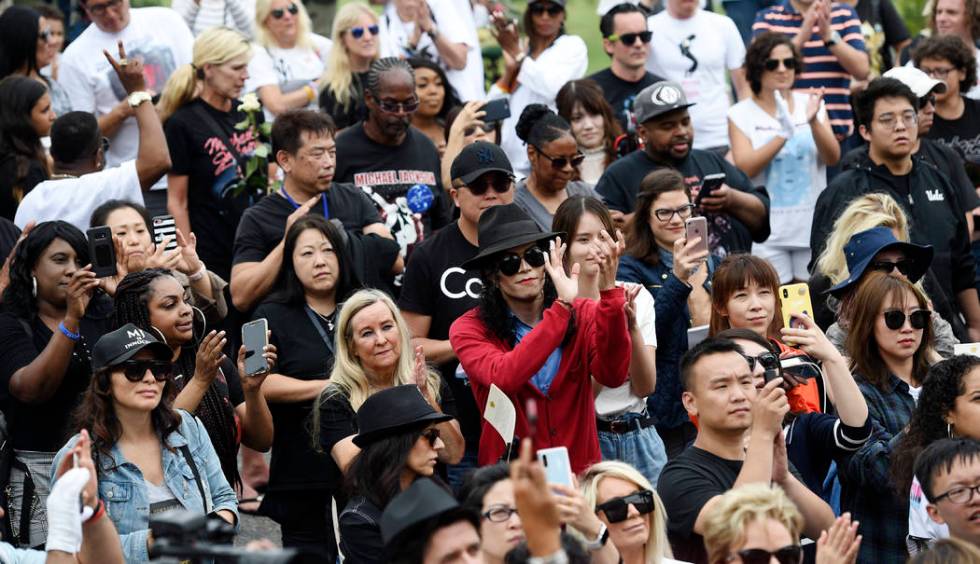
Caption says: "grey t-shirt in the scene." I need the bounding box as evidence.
[514,180,598,231]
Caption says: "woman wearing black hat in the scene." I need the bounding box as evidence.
[338,384,454,563]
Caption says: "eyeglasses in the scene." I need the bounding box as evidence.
[870,259,917,277]
[497,246,546,276]
[462,174,513,196]
[349,24,379,39]
[919,95,936,108]
[595,490,655,523]
[652,204,695,223]
[875,110,917,131]
[764,57,797,71]
[529,3,563,16]
[607,31,652,45]
[482,504,519,523]
[726,546,803,564]
[921,66,956,79]
[422,427,441,447]
[117,360,172,382]
[270,3,299,18]
[85,0,122,17]
[532,145,585,170]
[376,95,420,114]
[935,483,980,504]
[883,309,930,331]
[742,351,781,373]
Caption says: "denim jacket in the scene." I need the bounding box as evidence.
[52,409,239,563]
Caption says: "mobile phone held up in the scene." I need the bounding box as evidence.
[241,318,270,377]
[685,216,709,256]
[87,226,117,278]
[482,98,511,124]
[537,446,574,488]
[152,214,178,251]
[694,173,726,207]
[779,283,813,330]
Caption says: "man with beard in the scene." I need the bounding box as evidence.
[334,57,453,260]
[595,81,770,256]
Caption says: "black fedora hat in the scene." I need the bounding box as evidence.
[353,385,454,448]
[461,203,563,271]
[381,478,467,546]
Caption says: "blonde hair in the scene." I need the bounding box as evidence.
[909,537,980,564]
[814,193,911,285]
[255,0,314,50]
[158,27,252,122]
[319,2,378,110]
[580,461,672,564]
[702,484,803,564]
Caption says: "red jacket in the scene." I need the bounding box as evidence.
[449,288,631,474]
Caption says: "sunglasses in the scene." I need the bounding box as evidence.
[529,3,563,16]
[533,145,585,170]
[595,490,655,523]
[871,259,916,277]
[919,95,936,108]
[742,351,781,373]
[270,3,299,18]
[497,246,547,276]
[462,174,513,196]
[726,546,802,564]
[350,24,379,39]
[764,57,797,71]
[422,427,441,447]
[117,360,172,382]
[607,31,652,45]
[376,95,420,114]
[39,29,53,42]
[883,309,930,331]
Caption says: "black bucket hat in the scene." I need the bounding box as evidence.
[461,203,563,271]
[353,385,454,448]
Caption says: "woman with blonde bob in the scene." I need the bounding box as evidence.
[581,461,674,564]
[318,2,378,130]
[160,27,264,281]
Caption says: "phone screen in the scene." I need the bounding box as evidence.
[242,319,269,377]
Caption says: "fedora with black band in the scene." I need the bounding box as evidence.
[381,478,473,547]
[461,203,564,271]
[826,226,933,297]
[353,385,454,448]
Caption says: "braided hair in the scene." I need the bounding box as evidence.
[365,57,414,98]
[112,269,241,489]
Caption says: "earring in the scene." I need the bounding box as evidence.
[948,422,954,438]
[149,325,168,345]
[31,276,37,298]
[190,306,207,347]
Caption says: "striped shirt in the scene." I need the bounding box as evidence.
[753,0,866,138]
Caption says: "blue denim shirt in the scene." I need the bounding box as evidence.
[52,409,239,563]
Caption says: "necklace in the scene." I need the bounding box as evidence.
[49,173,78,180]
[312,307,336,332]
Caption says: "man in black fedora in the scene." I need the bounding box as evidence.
[449,203,632,474]
[381,478,483,564]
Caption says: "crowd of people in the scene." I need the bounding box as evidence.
[3,0,980,561]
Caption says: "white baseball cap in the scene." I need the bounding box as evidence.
[884,66,948,98]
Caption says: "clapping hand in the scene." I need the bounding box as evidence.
[193,330,227,385]
[174,229,205,276]
[806,87,825,124]
[816,513,861,564]
[624,284,641,331]
[592,229,625,291]
[413,345,436,406]
[543,238,580,304]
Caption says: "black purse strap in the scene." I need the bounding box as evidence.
[178,445,208,514]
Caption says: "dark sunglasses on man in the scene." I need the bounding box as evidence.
[270,3,299,19]
[595,490,656,523]
[460,173,513,197]
[607,31,653,45]
[497,246,547,276]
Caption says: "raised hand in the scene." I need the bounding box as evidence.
[193,330,227,385]
[65,266,100,325]
[238,341,276,393]
[771,430,789,485]
[450,101,488,138]
[284,193,321,236]
[752,377,789,438]
[816,514,862,564]
[779,312,841,364]
[594,229,625,291]
[100,236,130,296]
[672,235,708,282]
[806,87,825,124]
[175,228,205,276]
[145,236,183,271]
[511,438,562,554]
[624,284,641,331]
[413,345,436,405]
[543,237,580,304]
[103,40,145,95]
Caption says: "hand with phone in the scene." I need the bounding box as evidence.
[752,377,789,440]
[511,438,562,557]
[698,184,736,214]
[779,313,841,365]
[672,233,709,283]
[65,266,100,329]
[237,341,276,394]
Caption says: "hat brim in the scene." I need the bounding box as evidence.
[461,230,564,271]
[99,340,173,372]
[456,167,514,186]
[826,241,934,296]
[638,102,696,125]
[353,412,454,448]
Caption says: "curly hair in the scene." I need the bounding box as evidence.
[744,32,804,95]
[475,257,574,346]
[1,221,89,320]
[891,355,980,495]
[913,34,978,96]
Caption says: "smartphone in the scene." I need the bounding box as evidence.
[241,319,269,377]
[537,446,574,488]
[779,283,814,330]
[482,98,511,123]
[685,216,709,256]
[152,214,178,251]
[694,172,726,206]
[687,325,709,348]
[87,226,117,278]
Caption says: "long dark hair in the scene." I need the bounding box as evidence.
[551,196,615,269]
[0,76,49,197]
[90,199,153,231]
[407,56,461,122]
[112,269,241,488]
[1,220,89,320]
[0,6,42,79]
[346,428,427,509]
[270,215,361,307]
[891,355,980,495]
[555,79,622,169]
[476,253,569,346]
[625,169,691,266]
[522,2,565,53]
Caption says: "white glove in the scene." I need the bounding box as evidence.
[774,90,796,139]
[45,467,89,554]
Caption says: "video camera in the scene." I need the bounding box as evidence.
[149,510,299,564]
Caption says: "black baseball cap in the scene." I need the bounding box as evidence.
[91,323,173,372]
[634,81,696,124]
[450,141,514,186]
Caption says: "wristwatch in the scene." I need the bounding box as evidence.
[584,522,609,551]
[128,91,152,108]
[825,30,842,46]
[528,550,570,564]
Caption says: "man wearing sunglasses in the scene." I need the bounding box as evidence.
[596,81,770,257]
[589,3,665,132]
[916,438,980,551]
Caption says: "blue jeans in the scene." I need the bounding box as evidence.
[597,413,669,488]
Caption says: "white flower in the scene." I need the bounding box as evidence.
[239,93,261,113]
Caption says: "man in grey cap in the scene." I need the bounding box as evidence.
[596,80,770,257]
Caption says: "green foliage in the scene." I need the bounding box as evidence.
[893,0,925,37]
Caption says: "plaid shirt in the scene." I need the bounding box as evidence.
[840,373,915,563]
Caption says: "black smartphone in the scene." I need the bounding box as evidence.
[87,226,117,278]
[241,318,269,377]
[152,214,178,251]
[482,98,511,123]
[694,173,726,206]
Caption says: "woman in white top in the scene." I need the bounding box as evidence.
[728,31,839,284]
[490,0,588,177]
[318,3,379,130]
[171,0,255,38]
[247,0,332,121]
[377,0,468,72]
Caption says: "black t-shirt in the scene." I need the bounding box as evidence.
[928,97,980,165]
[587,68,664,133]
[871,162,912,201]
[854,0,910,71]
[0,218,20,261]
[334,124,453,253]
[0,155,46,222]
[318,73,369,131]
[0,296,113,451]
[397,222,482,444]
[165,98,267,280]
[596,149,771,256]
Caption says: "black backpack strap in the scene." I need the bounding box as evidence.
[11,458,32,547]
[178,445,208,514]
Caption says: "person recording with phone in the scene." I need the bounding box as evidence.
[0,221,112,548]
[439,100,504,189]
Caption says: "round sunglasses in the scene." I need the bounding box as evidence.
[595,490,655,523]
[883,309,930,331]
[270,3,299,19]
[497,246,547,276]
[350,24,379,39]
[116,359,173,382]
[726,545,802,564]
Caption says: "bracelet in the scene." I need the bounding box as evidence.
[85,500,105,524]
[188,265,207,282]
[59,321,80,342]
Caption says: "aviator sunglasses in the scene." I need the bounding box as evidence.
[270,3,299,18]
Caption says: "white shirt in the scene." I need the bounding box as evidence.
[908,476,949,551]
[595,282,658,418]
[170,0,255,38]
[378,0,471,92]
[15,160,144,231]
[57,7,193,189]
[246,34,333,122]
[728,91,827,248]
[443,0,485,101]
[646,8,745,149]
